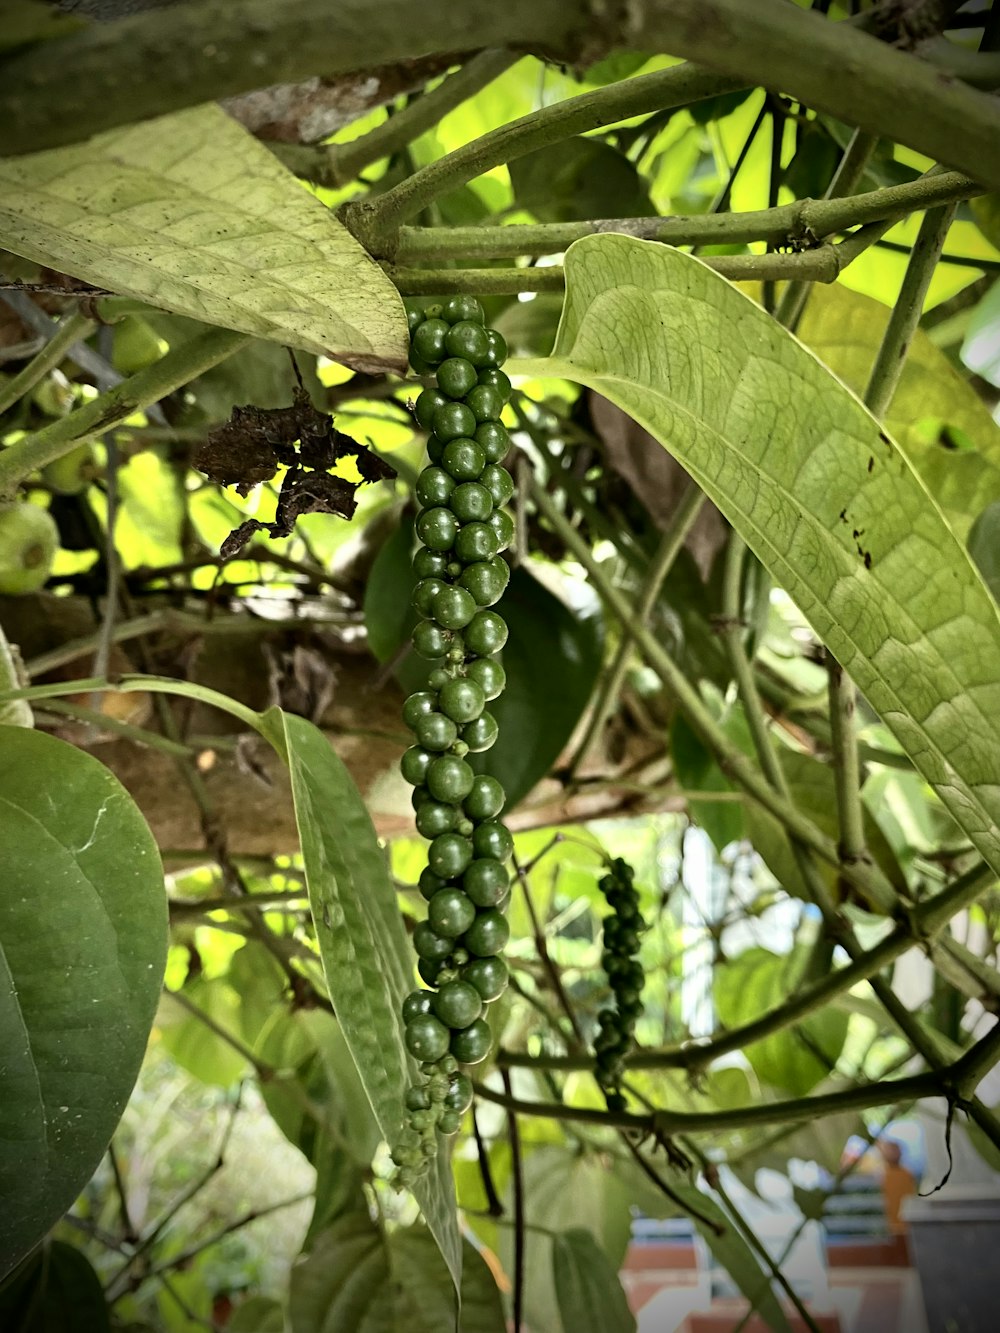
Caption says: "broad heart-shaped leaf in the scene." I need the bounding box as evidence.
[261,709,461,1296]
[552,1230,636,1333]
[0,104,406,372]
[289,1216,503,1333]
[0,1239,111,1331]
[792,282,1000,542]
[714,946,849,1096]
[517,236,1000,884]
[0,726,166,1280]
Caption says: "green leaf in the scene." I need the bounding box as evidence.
[290,1216,503,1333]
[521,235,1000,883]
[265,709,461,1294]
[744,748,906,905]
[0,1240,111,1331]
[682,1188,792,1333]
[0,106,406,372]
[498,1146,633,1333]
[0,726,166,1281]
[962,278,1000,390]
[157,977,249,1088]
[670,713,743,852]
[228,1296,284,1333]
[363,514,419,683]
[510,138,654,224]
[475,566,604,809]
[795,281,1000,542]
[968,500,1000,604]
[552,1229,636,1333]
[714,946,849,1095]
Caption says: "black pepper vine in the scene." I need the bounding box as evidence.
[391,296,514,1189]
[593,857,646,1113]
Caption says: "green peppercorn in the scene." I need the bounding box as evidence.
[487,508,515,552]
[428,887,477,938]
[444,320,491,366]
[464,774,505,821]
[449,1017,493,1064]
[426,754,475,803]
[415,799,458,839]
[432,401,477,442]
[405,1013,450,1061]
[474,420,509,463]
[402,691,437,730]
[438,1109,462,1135]
[427,831,473,879]
[465,384,504,423]
[411,621,451,660]
[411,318,450,365]
[445,1072,474,1113]
[472,821,514,862]
[462,711,498,752]
[400,746,432,786]
[443,295,486,325]
[441,437,486,482]
[419,867,446,901]
[432,979,483,1029]
[458,560,505,607]
[454,522,499,565]
[465,657,506,700]
[449,481,493,524]
[437,356,479,400]
[477,367,512,401]
[432,584,478,630]
[413,922,453,962]
[413,548,449,579]
[462,908,510,957]
[482,328,508,368]
[402,990,433,1024]
[438,677,485,724]
[415,466,456,509]
[479,464,514,507]
[414,387,448,431]
[464,610,508,656]
[463,857,508,906]
[461,955,508,1002]
[416,506,459,552]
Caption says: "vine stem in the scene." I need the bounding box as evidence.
[0,310,96,417]
[566,481,706,779]
[384,222,891,294]
[0,327,248,497]
[275,49,517,188]
[344,63,744,248]
[527,474,897,913]
[0,672,262,732]
[474,1068,952,1135]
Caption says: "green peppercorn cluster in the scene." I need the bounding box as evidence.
[593,857,646,1113]
[391,295,515,1188]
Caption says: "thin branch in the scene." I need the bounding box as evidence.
[275,49,517,188]
[0,327,248,498]
[502,1068,525,1333]
[0,310,95,417]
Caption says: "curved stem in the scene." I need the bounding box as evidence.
[0,327,248,498]
[0,311,96,417]
[0,672,262,733]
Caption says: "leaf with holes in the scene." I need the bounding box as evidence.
[262,708,461,1295]
[0,726,166,1281]
[515,236,1000,883]
[0,105,406,371]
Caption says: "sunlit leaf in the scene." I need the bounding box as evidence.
[0,726,166,1280]
[794,282,1000,541]
[0,106,407,371]
[517,236,1000,883]
[263,709,461,1294]
[714,946,849,1095]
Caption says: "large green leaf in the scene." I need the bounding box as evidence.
[264,709,461,1294]
[289,1216,503,1333]
[0,726,166,1280]
[517,236,1000,882]
[552,1229,635,1333]
[0,1240,111,1331]
[714,946,849,1096]
[0,105,406,371]
[794,282,1000,542]
[510,137,654,223]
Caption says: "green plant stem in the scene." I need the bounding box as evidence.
[392,169,979,260]
[35,698,195,758]
[498,859,994,1071]
[826,655,867,867]
[0,311,96,417]
[474,1068,951,1135]
[0,672,261,731]
[346,63,744,249]
[7,1,1000,185]
[776,127,879,332]
[864,203,959,416]
[566,482,706,779]
[528,475,896,911]
[274,49,517,188]
[386,226,889,295]
[0,327,248,497]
